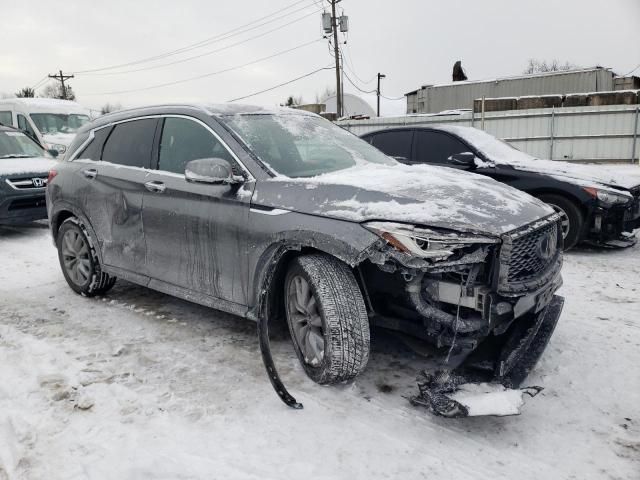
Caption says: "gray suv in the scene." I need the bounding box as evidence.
[47,104,564,407]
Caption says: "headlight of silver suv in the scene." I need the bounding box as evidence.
[364,221,499,260]
[583,187,632,207]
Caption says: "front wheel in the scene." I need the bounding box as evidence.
[536,194,584,250]
[284,254,370,385]
[56,217,116,296]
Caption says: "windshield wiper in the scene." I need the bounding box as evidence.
[0,154,33,159]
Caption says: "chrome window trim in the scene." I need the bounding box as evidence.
[67,113,254,181]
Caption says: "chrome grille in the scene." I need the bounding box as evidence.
[5,177,48,190]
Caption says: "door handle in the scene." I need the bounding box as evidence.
[144,181,166,193]
[83,168,97,179]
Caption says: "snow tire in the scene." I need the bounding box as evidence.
[284,253,370,385]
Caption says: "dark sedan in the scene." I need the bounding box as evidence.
[362,125,640,249]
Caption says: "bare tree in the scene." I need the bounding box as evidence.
[15,87,35,98]
[315,86,336,104]
[524,59,579,74]
[41,82,77,100]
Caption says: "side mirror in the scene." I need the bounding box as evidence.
[47,148,59,158]
[185,158,242,185]
[449,152,476,167]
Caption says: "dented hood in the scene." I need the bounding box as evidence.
[253,163,554,236]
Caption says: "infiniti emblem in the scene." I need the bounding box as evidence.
[32,177,45,188]
[537,231,557,260]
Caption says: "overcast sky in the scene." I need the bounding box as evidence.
[1,0,639,114]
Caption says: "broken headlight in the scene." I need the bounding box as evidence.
[583,187,632,207]
[364,221,499,259]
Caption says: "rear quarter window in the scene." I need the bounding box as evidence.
[101,118,157,168]
[75,127,112,161]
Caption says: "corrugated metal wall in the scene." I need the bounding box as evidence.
[338,104,640,163]
[408,69,615,113]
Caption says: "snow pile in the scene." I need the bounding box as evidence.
[449,383,526,417]
[0,157,57,176]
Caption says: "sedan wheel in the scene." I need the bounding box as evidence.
[548,203,571,240]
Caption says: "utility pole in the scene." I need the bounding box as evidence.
[331,0,342,118]
[48,70,74,100]
[322,2,348,118]
[377,73,386,117]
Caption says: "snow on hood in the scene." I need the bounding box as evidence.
[254,163,554,236]
[42,133,77,147]
[0,157,57,176]
[437,125,640,191]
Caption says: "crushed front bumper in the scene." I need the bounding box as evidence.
[411,294,564,417]
[585,198,640,247]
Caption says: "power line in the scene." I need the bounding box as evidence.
[624,63,640,76]
[84,39,322,96]
[81,9,320,76]
[343,70,376,94]
[73,0,314,74]
[228,65,333,102]
[31,75,49,90]
[341,45,376,85]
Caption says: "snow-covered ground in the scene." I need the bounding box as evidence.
[1,223,639,479]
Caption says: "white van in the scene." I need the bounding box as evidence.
[0,98,90,156]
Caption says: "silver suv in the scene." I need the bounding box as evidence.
[47,104,564,411]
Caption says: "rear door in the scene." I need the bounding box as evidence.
[74,117,158,277]
[142,116,254,305]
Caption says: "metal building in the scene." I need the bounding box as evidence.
[406,67,617,114]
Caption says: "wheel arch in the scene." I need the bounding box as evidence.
[250,240,368,327]
[50,204,104,265]
[526,187,590,218]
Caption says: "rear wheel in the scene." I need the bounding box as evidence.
[536,194,583,250]
[284,254,370,385]
[56,218,116,296]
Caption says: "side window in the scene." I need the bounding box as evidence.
[371,130,413,161]
[101,118,157,168]
[0,111,12,126]
[158,117,234,174]
[414,131,470,164]
[76,127,112,160]
[17,114,37,138]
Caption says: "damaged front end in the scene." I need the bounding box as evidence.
[359,215,565,416]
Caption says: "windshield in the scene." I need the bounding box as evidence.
[222,113,396,177]
[30,113,89,135]
[0,130,45,158]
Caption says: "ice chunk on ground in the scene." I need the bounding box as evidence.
[449,383,526,417]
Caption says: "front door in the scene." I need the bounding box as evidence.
[142,116,253,305]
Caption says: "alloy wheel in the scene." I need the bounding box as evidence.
[61,229,91,286]
[287,275,325,366]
